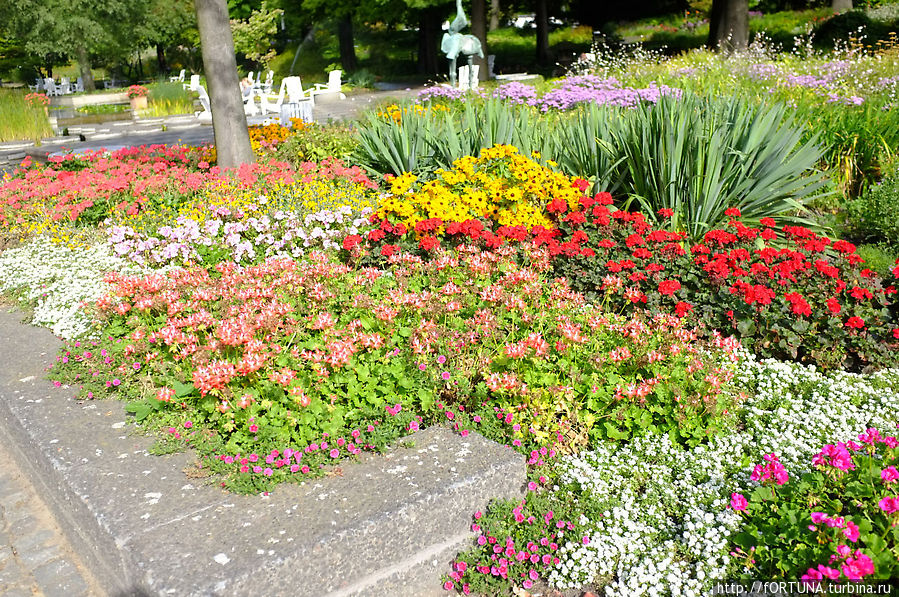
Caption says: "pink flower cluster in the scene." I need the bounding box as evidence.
[809,512,860,543]
[444,499,581,593]
[750,453,789,485]
[801,545,874,582]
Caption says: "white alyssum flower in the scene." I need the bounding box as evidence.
[0,237,144,338]
[547,356,899,596]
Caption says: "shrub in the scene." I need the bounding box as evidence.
[847,174,899,253]
[273,122,358,166]
[607,93,827,236]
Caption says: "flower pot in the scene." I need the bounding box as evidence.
[130,96,148,111]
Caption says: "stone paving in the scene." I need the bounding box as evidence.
[0,438,101,597]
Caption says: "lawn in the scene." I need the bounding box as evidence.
[1,14,899,595]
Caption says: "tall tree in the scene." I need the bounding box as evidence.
[0,0,146,91]
[195,0,255,167]
[135,0,197,75]
[337,16,358,72]
[832,0,853,13]
[535,0,550,65]
[489,0,500,31]
[471,0,488,81]
[707,0,748,52]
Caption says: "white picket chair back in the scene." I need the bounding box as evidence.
[196,85,211,113]
[184,74,200,91]
[283,76,310,103]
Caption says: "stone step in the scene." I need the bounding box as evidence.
[0,309,525,596]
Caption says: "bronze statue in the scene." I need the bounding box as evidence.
[440,0,484,88]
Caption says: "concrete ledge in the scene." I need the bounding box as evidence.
[51,93,129,108]
[0,309,525,596]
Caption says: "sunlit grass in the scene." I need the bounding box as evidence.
[0,89,53,142]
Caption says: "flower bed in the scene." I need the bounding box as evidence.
[349,160,898,371]
[447,359,899,594]
[57,246,739,470]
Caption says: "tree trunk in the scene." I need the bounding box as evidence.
[338,15,358,72]
[832,0,853,12]
[75,46,96,92]
[707,0,748,53]
[535,0,550,65]
[471,0,488,81]
[489,0,500,31]
[156,44,169,75]
[194,0,255,167]
[417,6,441,75]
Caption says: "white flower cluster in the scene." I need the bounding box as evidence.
[0,238,141,338]
[547,356,899,596]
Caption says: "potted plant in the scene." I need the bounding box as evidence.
[127,85,149,111]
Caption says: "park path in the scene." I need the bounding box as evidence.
[0,84,426,171]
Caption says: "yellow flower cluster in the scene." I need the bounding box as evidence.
[376,103,449,123]
[375,145,581,232]
[248,124,293,155]
[198,123,300,165]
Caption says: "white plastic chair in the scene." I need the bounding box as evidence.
[195,85,212,122]
[261,70,274,94]
[58,77,72,95]
[73,77,84,93]
[260,76,314,114]
[312,70,346,100]
[184,74,200,91]
[44,79,59,96]
[169,69,186,83]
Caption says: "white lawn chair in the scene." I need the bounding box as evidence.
[73,77,84,93]
[195,85,212,122]
[247,71,255,87]
[169,69,186,83]
[312,70,346,101]
[58,77,72,95]
[261,76,314,114]
[44,78,59,96]
[28,78,44,92]
[184,74,200,91]
[261,70,274,94]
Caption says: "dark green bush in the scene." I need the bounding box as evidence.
[847,174,899,252]
[813,10,878,48]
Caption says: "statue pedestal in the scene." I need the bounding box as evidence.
[458,65,480,90]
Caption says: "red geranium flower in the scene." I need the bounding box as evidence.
[342,234,362,251]
[658,280,681,296]
[724,207,742,217]
[845,316,865,329]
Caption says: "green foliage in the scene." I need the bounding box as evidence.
[0,89,53,142]
[847,174,899,253]
[230,0,284,69]
[813,10,877,49]
[731,437,899,580]
[272,123,358,166]
[609,93,827,235]
[855,244,899,277]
